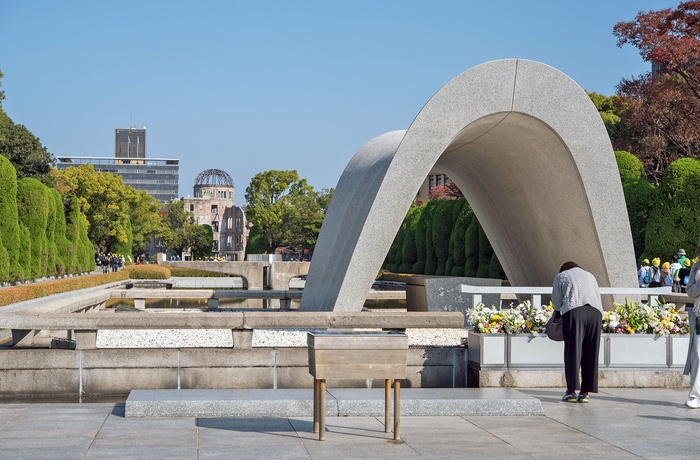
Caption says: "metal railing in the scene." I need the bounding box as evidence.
[460,285,673,309]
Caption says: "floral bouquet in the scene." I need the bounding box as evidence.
[466,301,553,336]
[468,299,689,336]
[602,299,688,335]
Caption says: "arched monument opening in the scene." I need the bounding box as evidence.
[300,59,638,312]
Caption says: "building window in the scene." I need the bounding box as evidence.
[212,240,218,251]
[236,217,242,229]
[189,204,194,212]
[212,221,219,232]
[227,236,233,247]
[428,175,435,191]
[436,175,442,187]
[228,217,233,228]
[211,205,218,214]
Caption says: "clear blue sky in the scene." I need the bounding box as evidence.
[0,0,677,201]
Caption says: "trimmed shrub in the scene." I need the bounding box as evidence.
[488,251,505,279]
[123,264,171,279]
[0,155,22,280]
[412,203,430,274]
[17,178,49,279]
[399,205,423,273]
[424,200,439,275]
[476,225,494,278]
[18,224,31,279]
[43,186,58,277]
[622,179,656,259]
[615,150,646,182]
[445,199,467,274]
[449,200,469,276]
[383,216,405,273]
[168,267,235,277]
[0,271,129,306]
[431,199,455,275]
[644,158,700,260]
[0,240,8,282]
[50,189,70,276]
[464,212,479,276]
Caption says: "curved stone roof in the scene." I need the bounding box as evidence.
[301,59,637,312]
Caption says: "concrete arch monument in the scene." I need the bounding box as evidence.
[300,59,637,312]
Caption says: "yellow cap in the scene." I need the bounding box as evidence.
[685,259,692,267]
[642,259,649,264]
[662,262,670,269]
[652,258,660,267]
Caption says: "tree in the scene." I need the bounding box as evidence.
[54,164,163,256]
[589,92,621,140]
[613,2,700,183]
[244,170,329,254]
[160,199,212,259]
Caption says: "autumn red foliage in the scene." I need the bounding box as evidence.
[613,1,700,183]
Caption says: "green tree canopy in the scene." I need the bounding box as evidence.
[244,169,330,254]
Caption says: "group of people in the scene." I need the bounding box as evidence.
[637,249,695,292]
[552,244,700,409]
[96,253,124,273]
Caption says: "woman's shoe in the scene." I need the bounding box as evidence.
[562,392,578,403]
[577,393,589,403]
[685,398,700,408]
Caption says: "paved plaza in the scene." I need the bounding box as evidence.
[0,387,698,459]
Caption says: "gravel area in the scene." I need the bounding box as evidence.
[96,328,469,348]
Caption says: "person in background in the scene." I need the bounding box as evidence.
[661,262,674,287]
[638,259,651,287]
[552,261,603,403]
[680,259,692,293]
[679,249,690,267]
[648,258,662,287]
[671,255,683,292]
[683,243,700,408]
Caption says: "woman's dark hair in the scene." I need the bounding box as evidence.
[559,261,579,273]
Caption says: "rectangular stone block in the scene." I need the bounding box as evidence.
[180,367,274,389]
[274,366,315,389]
[0,350,79,370]
[81,349,179,368]
[0,369,79,396]
[83,368,177,394]
[179,348,274,367]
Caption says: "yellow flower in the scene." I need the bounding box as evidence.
[491,314,501,321]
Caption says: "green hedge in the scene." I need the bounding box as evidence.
[17,178,49,279]
[0,155,22,281]
[644,158,700,260]
[0,271,129,306]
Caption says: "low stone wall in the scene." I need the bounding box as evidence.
[0,346,467,398]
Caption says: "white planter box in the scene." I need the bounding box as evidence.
[604,334,667,368]
[468,333,506,368]
[469,332,689,370]
[670,335,690,368]
[508,334,564,368]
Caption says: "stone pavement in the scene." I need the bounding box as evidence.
[0,387,698,459]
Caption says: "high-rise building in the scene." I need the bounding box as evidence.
[55,127,179,203]
[115,128,146,159]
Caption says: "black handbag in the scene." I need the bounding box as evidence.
[546,310,564,341]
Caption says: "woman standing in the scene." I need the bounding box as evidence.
[551,261,603,403]
[683,243,700,408]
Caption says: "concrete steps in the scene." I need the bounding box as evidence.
[125,388,543,418]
